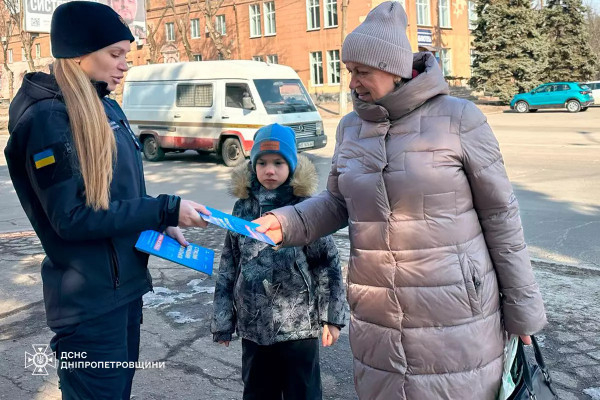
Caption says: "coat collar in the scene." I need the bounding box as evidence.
[352,52,450,126]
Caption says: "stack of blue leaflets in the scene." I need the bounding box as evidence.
[199,206,276,246]
[135,230,214,275]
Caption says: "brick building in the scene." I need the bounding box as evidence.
[0,0,477,100]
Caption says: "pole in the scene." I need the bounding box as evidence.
[339,0,349,115]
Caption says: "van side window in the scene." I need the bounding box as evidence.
[225,83,251,108]
[176,84,213,107]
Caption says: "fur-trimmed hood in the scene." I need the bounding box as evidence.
[229,154,318,200]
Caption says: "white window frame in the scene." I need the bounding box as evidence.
[165,22,175,42]
[310,51,323,86]
[440,48,452,76]
[324,0,338,28]
[416,0,431,26]
[193,54,202,61]
[307,0,320,30]
[468,1,477,30]
[252,55,263,62]
[439,0,451,28]
[8,49,12,63]
[191,18,200,39]
[264,2,276,36]
[249,4,262,37]
[35,43,41,58]
[267,54,278,64]
[327,49,340,85]
[215,15,226,35]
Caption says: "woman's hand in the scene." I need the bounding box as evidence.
[322,324,340,347]
[520,335,532,345]
[165,226,188,246]
[178,200,209,228]
[253,214,283,244]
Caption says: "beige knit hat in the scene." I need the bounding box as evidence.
[342,1,413,79]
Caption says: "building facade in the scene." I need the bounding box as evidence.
[1,0,477,100]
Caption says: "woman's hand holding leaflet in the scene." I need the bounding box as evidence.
[254,214,283,245]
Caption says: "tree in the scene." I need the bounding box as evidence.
[146,0,168,63]
[3,0,36,72]
[544,0,596,82]
[586,8,600,79]
[167,0,194,61]
[200,0,232,59]
[0,3,14,100]
[470,0,547,102]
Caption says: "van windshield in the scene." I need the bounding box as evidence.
[253,79,317,114]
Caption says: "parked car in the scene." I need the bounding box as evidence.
[122,61,326,166]
[586,81,600,104]
[510,82,594,113]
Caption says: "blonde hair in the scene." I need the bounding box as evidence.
[54,59,116,210]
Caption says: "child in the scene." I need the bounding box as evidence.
[211,123,347,400]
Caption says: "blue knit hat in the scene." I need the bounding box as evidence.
[251,124,297,173]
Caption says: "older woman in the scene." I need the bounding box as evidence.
[255,2,547,399]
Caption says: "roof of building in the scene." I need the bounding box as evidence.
[125,60,300,82]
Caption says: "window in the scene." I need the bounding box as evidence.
[252,55,263,61]
[307,0,320,30]
[325,0,338,28]
[416,0,430,26]
[225,83,252,108]
[215,15,226,35]
[327,50,340,84]
[218,52,225,60]
[310,51,323,86]
[249,4,262,37]
[165,22,175,41]
[8,49,12,63]
[193,54,202,61]
[35,43,41,58]
[191,19,200,39]
[440,48,452,76]
[267,54,278,64]
[264,2,276,35]
[468,1,477,30]
[439,0,450,28]
[176,84,213,107]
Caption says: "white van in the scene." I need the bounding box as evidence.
[122,61,326,166]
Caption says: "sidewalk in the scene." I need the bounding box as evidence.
[1,227,599,399]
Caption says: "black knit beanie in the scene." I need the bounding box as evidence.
[51,1,135,59]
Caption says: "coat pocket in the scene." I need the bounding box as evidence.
[459,253,483,316]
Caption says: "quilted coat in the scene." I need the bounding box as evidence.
[271,53,547,399]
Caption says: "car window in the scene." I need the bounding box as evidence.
[225,83,252,109]
[534,86,549,93]
[557,84,569,91]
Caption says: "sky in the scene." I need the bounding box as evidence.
[587,0,600,11]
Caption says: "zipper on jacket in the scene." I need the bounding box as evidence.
[108,241,120,288]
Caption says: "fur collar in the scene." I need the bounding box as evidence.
[229,154,318,199]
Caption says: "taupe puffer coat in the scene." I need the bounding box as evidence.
[272,53,547,399]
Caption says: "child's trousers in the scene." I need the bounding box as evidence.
[242,338,322,400]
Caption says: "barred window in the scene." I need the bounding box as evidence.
[176,84,213,107]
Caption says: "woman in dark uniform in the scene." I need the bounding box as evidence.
[4,2,208,398]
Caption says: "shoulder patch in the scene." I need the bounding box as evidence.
[31,142,74,190]
[33,149,55,169]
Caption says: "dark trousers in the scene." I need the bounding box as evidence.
[242,338,322,400]
[50,297,143,400]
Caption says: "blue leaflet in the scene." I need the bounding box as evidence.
[199,206,276,246]
[135,230,214,275]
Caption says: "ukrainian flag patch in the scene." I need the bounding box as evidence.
[33,149,56,169]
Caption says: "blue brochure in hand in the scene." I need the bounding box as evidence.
[135,230,214,275]
[200,206,276,246]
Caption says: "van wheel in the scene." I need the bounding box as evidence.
[220,138,245,167]
[143,136,165,161]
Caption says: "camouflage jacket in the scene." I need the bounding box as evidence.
[211,155,347,345]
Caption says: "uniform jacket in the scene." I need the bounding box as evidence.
[5,72,180,328]
[271,53,547,399]
[211,155,347,345]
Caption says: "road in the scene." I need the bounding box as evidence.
[0,106,599,399]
